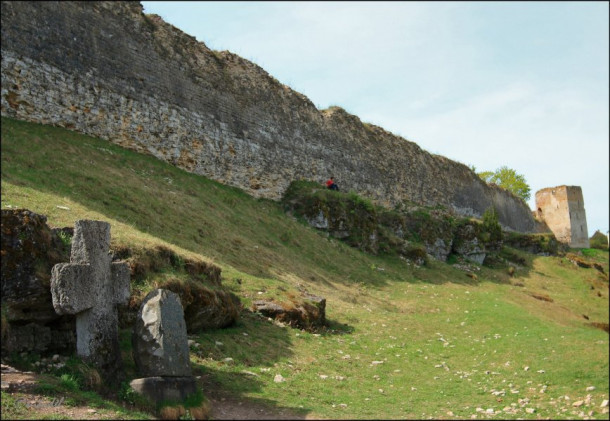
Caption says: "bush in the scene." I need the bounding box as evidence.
[482,207,502,243]
[589,230,609,250]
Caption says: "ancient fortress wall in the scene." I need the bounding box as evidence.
[1,1,536,232]
[535,186,589,248]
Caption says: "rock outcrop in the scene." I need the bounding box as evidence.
[282,181,503,264]
[252,292,327,331]
[1,209,75,356]
[1,1,537,232]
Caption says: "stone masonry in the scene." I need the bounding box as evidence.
[1,1,536,232]
[51,220,130,380]
[535,185,589,248]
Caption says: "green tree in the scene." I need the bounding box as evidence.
[477,166,531,201]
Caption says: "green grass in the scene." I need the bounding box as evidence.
[2,116,609,419]
[0,392,30,419]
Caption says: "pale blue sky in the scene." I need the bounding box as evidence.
[142,1,609,237]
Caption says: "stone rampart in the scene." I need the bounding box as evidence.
[1,1,536,232]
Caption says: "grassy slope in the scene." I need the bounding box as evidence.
[1,116,608,420]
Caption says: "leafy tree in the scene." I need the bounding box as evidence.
[477,166,531,201]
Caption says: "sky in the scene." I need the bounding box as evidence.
[141,1,609,237]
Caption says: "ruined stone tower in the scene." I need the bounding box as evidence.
[535,186,589,248]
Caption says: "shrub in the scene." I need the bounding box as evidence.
[59,374,80,392]
[589,230,609,250]
[482,207,502,243]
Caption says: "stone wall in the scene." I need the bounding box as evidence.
[1,1,536,232]
[535,186,589,248]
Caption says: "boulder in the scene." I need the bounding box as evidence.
[253,292,326,330]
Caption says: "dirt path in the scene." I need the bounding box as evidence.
[206,391,311,420]
[1,364,123,420]
[1,364,315,420]
[197,371,314,419]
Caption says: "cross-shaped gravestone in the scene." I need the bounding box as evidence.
[51,220,130,381]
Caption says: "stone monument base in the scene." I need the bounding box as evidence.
[130,376,198,404]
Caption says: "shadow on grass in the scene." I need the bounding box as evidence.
[186,311,314,419]
[318,317,355,336]
[196,370,312,420]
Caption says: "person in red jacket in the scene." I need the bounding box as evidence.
[326,176,339,191]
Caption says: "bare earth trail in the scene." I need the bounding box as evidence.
[1,364,316,420]
[199,372,315,420]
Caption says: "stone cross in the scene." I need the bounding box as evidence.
[51,220,130,380]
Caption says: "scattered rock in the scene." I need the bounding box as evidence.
[273,374,285,383]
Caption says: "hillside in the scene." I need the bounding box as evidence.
[1,117,609,420]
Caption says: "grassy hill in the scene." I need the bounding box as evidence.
[1,116,608,419]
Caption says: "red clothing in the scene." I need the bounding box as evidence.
[326,179,334,187]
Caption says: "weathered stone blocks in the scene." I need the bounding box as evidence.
[535,186,589,248]
[51,220,130,380]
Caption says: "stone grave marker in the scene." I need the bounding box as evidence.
[50,220,130,380]
[130,288,198,404]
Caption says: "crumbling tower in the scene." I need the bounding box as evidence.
[535,185,589,248]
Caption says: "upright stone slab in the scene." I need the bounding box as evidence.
[130,289,197,407]
[50,220,130,380]
[132,289,191,377]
